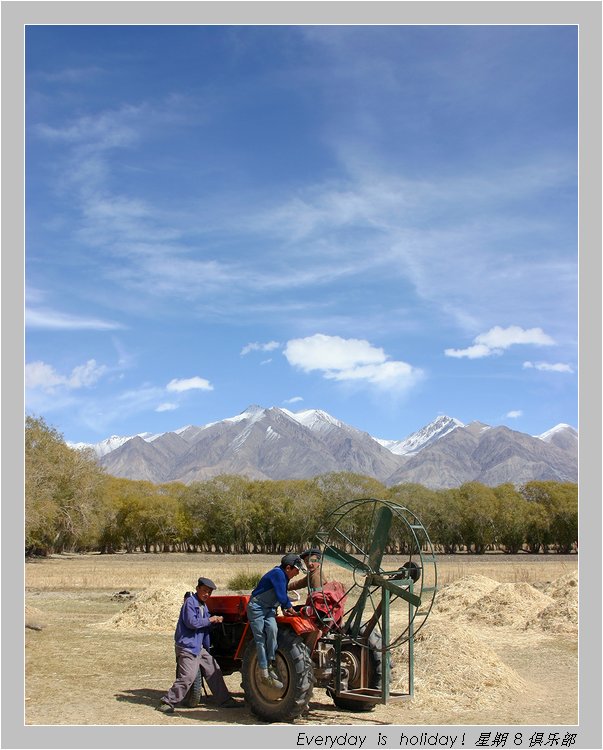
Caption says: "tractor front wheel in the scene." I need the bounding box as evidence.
[242,627,314,722]
[181,667,202,707]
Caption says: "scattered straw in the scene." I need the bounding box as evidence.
[94,585,187,633]
[394,618,529,710]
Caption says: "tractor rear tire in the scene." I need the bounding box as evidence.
[241,627,314,722]
[182,667,202,707]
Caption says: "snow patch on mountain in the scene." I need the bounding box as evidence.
[538,423,577,441]
[376,415,464,455]
[68,433,156,458]
[284,408,346,432]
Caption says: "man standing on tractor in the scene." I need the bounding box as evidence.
[246,554,306,689]
[156,576,244,714]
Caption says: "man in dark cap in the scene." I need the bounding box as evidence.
[156,577,243,713]
[246,554,305,689]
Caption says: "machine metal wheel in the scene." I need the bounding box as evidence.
[328,631,383,713]
[241,627,315,722]
[315,498,437,651]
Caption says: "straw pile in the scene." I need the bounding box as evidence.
[432,575,500,615]
[25,604,45,630]
[525,572,578,634]
[543,571,578,599]
[95,585,186,633]
[465,582,554,628]
[395,618,528,710]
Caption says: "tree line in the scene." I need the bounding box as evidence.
[25,415,578,557]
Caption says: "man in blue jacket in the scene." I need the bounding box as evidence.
[156,577,243,713]
[247,554,306,690]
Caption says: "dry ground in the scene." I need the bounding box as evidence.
[24,553,578,726]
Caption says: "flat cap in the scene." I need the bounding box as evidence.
[197,576,217,590]
[300,547,322,559]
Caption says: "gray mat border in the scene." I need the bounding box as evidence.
[2,2,600,748]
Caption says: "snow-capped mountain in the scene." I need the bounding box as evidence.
[375,415,464,455]
[68,432,158,457]
[71,407,577,488]
[537,423,578,456]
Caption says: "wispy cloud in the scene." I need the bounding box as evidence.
[166,376,214,393]
[445,326,555,359]
[241,341,281,356]
[26,307,124,331]
[31,93,577,344]
[26,359,108,392]
[506,410,523,419]
[284,396,304,404]
[523,361,574,373]
[284,334,423,393]
[155,402,179,412]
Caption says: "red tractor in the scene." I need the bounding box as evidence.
[185,499,437,722]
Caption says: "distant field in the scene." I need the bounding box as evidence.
[25,551,577,592]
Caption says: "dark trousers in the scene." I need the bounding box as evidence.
[162,646,230,706]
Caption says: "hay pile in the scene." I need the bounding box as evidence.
[395,618,528,710]
[25,604,45,630]
[95,585,186,633]
[543,571,578,599]
[433,575,500,615]
[465,582,554,628]
[525,572,578,634]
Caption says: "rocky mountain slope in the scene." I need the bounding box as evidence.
[80,406,578,488]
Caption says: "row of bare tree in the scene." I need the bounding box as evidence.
[25,415,577,556]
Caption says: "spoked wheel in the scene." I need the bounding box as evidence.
[241,627,314,722]
[315,498,437,652]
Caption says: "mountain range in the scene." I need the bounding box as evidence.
[70,406,578,489]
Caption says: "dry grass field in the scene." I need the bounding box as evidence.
[24,553,578,726]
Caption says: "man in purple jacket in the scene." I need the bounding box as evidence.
[156,577,243,713]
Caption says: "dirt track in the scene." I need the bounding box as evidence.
[24,553,578,726]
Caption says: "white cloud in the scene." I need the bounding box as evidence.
[284,334,422,392]
[506,410,523,419]
[241,341,281,356]
[25,359,107,392]
[284,396,304,404]
[260,359,273,366]
[155,402,178,412]
[26,307,124,331]
[445,326,555,359]
[25,362,68,391]
[284,334,386,372]
[444,344,493,360]
[523,361,574,373]
[166,376,214,392]
[476,326,554,349]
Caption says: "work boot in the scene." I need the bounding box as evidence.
[260,667,283,690]
[268,662,282,683]
[155,701,174,714]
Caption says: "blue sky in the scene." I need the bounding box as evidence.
[25,25,578,444]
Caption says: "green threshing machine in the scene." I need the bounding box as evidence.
[188,498,437,722]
